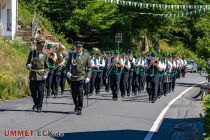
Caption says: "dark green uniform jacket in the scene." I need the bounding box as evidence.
[26,50,49,81]
[66,53,91,81]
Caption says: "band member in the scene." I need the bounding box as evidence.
[133,54,141,95]
[127,50,135,96]
[52,44,66,97]
[138,54,146,93]
[60,52,68,95]
[106,51,115,92]
[120,53,131,98]
[89,50,98,95]
[46,44,57,98]
[163,55,173,95]
[102,51,109,88]
[157,55,165,98]
[181,57,187,78]
[146,53,163,103]
[95,53,105,94]
[176,57,181,79]
[66,41,91,115]
[171,56,177,92]
[26,38,49,112]
[109,50,124,101]
[83,52,92,96]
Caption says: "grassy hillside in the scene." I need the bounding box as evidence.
[0,39,30,101]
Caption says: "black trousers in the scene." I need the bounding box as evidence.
[46,70,54,96]
[110,75,120,99]
[133,72,140,94]
[95,71,103,93]
[90,71,97,94]
[139,73,145,91]
[127,71,134,95]
[53,71,62,95]
[181,67,186,78]
[102,69,107,87]
[176,68,181,79]
[120,72,129,96]
[60,71,67,93]
[163,75,170,95]
[84,82,90,95]
[30,80,45,109]
[71,80,84,110]
[172,73,176,91]
[158,75,164,96]
[146,76,159,102]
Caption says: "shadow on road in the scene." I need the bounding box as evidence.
[44,102,75,106]
[53,129,148,140]
[176,82,201,87]
[52,117,204,140]
[152,117,204,140]
[0,109,74,114]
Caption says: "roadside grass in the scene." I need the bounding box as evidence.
[0,39,30,101]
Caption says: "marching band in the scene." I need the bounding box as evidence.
[26,38,188,114]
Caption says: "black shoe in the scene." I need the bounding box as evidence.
[121,95,125,98]
[77,110,82,115]
[61,92,64,95]
[127,94,130,96]
[74,107,77,112]
[113,98,118,101]
[105,89,109,92]
[84,93,89,97]
[46,94,51,98]
[37,108,42,113]
[32,105,37,111]
[54,94,58,98]
[96,91,100,95]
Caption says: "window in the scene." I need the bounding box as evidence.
[7,9,11,31]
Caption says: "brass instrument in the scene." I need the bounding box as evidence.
[151,58,159,65]
[49,52,55,58]
[55,53,65,69]
[115,60,124,68]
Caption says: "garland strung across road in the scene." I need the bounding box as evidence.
[99,0,210,11]
[132,8,207,17]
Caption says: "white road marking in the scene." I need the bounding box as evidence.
[144,81,205,140]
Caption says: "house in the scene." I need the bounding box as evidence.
[0,0,17,40]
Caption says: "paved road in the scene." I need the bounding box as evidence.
[0,73,206,140]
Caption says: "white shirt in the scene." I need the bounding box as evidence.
[136,58,145,67]
[98,57,105,67]
[176,59,181,68]
[122,57,131,69]
[162,61,167,71]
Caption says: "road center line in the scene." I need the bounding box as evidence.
[144,81,205,140]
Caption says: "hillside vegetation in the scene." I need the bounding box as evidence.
[0,39,30,101]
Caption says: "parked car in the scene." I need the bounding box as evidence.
[186,60,198,73]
